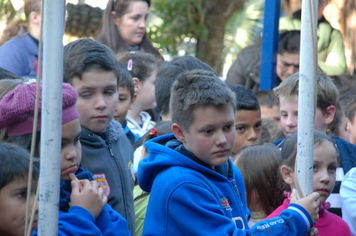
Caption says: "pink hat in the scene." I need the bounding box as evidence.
[0,82,80,137]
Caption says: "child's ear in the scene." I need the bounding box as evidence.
[132,77,140,94]
[29,11,41,26]
[280,165,295,186]
[324,105,336,125]
[129,93,137,110]
[172,123,186,143]
[346,117,352,133]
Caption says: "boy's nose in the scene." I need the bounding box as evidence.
[215,131,227,145]
[247,129,258,141]
[95,95,107,110]
[286,116,297,127]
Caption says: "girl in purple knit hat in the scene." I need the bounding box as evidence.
[0,82,130,236]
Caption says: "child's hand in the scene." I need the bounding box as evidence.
[70,178,108,218]
[290,189,320,225]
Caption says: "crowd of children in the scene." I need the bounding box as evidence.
[0,0,355,235]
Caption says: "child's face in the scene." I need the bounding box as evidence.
[279,96,299,136]
[346,116,356,144]
[312,141,337,203]
[0,176,38,236]
[61,119,82,181]
[260,105,280,124]
[280,95,332,136]
[338,114,350,142]
[72,70,118,133]
[179,105,235,167]
[114,86,135,124]
[135,69,157,111]
[231,109,262,156]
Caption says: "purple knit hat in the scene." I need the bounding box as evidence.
[0,82,80,137]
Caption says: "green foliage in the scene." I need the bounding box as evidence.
[224,0,265,62]
[148,0,206,55]
[0,0,15,22]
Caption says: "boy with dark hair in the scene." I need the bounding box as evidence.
[226,30,300,92]
[0,142,39,236]
[274,70,356,216]
[114,63,139,146]
[338,90,356,145]
[255,90,281,124]
[138,69,320,235]
[63,38,135,234]
[228,84,262,158]
[155,56,216,121]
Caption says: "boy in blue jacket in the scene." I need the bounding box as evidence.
[138,69,320,236]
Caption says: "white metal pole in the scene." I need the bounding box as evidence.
[296,0,319,197]
[38,0,65,235]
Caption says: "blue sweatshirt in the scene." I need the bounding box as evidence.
[0,34,38,77]
[32,168,131,236]
[138,134,314,236]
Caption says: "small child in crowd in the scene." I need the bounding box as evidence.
[234,144,284,227]
[0,82,130,235]
[255,90,281,124]
[63,38,135,234]
[114,63,139,146]
[228,84,262,160]
[138,69,320,235]
[118,51,158,137]
[134,121,173,236]
[266,130,351,235]
[273,70,356,216]
[0,142,39,236]
[338,90,356,145]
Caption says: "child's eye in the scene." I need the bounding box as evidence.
[328,166,337,173]
[223,125,233,131]
[74,137,81,145]
[313,165,318,171]
[235,126,245,132]
[255,123,262,130]
[104,90,115,95]
[119,97,127,102]
[281,113,287,118]
[17,191,27,199]
[80,93,91,98]
[203,129,213,135]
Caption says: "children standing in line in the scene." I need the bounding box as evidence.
[118,51,158,137]
[138,69,320,236]
[63,38,135,234]
[227,84,262,160]
[273,70,356,216]
[0,82,130,235]
[266,131,351,235]
[114,64,139,146]
[234,144,284,227]
[0,142,39,236]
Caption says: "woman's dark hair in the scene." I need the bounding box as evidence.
[96,0,162,61]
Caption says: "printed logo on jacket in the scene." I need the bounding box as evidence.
[93,173,111,197]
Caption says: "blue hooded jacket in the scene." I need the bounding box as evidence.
[138,134,314,236]
[32,168,131,236]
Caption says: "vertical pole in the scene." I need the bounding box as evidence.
[297,0,318,197]
[38,0,65,235]
[260,0,280,90]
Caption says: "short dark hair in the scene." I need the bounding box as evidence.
[117,51,158,83]
[228,84,260,111]
[338,90,356,123]
[278,30,301,55]
[170,56,217,75]
[0,142,39,190]
[118,63,134,99]
[170,70,236,131]
[63,38,120,84]
[155,62,185,116]
[156,56,217,116]
[255,90,279,108]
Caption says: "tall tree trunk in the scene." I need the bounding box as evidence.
[196,0,244,76]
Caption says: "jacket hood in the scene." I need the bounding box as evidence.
[137,133,231,193]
